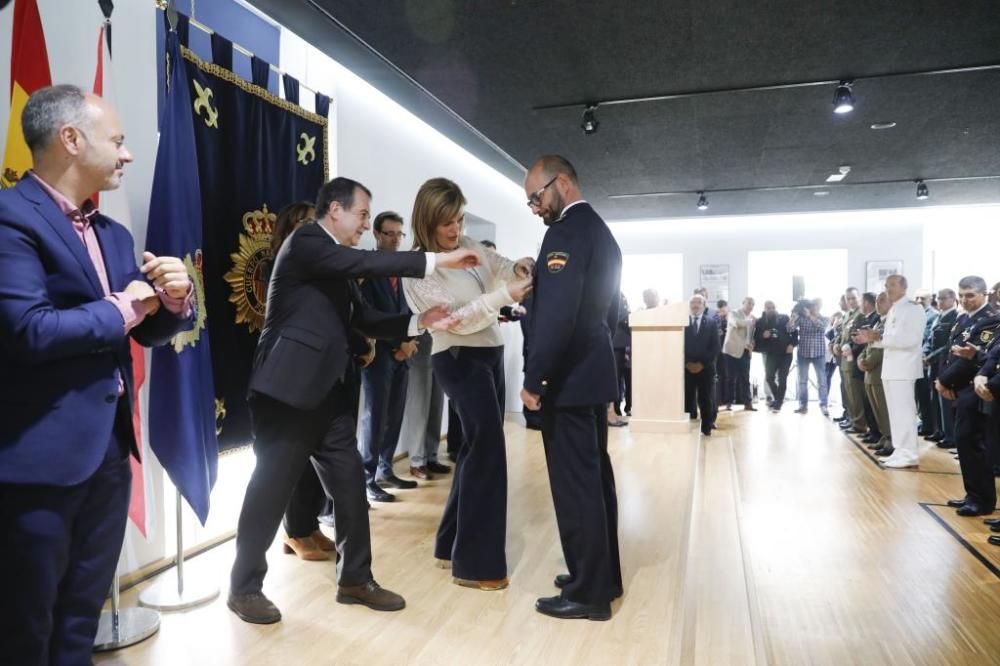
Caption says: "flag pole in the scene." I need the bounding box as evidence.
[138,488,220,611]
[93,559,160,652]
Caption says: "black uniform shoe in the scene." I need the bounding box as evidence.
[984,518,1000,527]
[377,474,418,490]
[337,580,405,611]
[427,461,452,474]
[946,498,969,508]
[989,535,1000,546]
[228,592,282,624]
[956,504,993,517]
[924,433,944,443]
[535,595,611,621]
[366,481,395,503]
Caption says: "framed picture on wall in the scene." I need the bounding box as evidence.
[866,260,903,294]
[700,264,730,302]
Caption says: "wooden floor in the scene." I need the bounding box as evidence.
[95,407,1000,666]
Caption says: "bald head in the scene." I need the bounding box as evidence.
[524,154,583,225]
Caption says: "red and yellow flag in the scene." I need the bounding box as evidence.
[2,0,52,188]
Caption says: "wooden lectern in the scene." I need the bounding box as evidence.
[628,302,691,433]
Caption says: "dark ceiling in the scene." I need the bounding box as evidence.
[247,0,1000,219]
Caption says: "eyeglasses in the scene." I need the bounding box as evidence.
[377,230,406,239]
[526,175,558,208]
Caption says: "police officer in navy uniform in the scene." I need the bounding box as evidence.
[520,155,623,621]
[936,276,1000,517]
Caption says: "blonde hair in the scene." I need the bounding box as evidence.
[410,177,466,252]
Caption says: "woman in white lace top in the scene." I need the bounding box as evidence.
[402,178,533,591]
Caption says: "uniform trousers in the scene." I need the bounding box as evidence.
[541,403,623,605]
[954,387,996,509]
[883,379,919,465]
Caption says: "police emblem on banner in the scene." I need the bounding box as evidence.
[170,249,208,353]
[224,205,276,334]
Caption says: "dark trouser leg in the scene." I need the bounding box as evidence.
[940,394,956,444]
[738,351,753,405]
[764,353,779,404]
[696,367,715,433]
[613,349,627,417]
[954,389,996,509]
[717,353,732,407]
[432,347,508,580]
[542,404,620,605]
[685,369,697,418]
[309,393,374,586]
[283,463,325,538]
[376,362,409,478]
[862,389,881,438]
[774,354,791,407]
[231,395,325,595]
[624,364,632,414]
[360,354,393,483]
[915,375,935,434]
[0,426,131,666]
[446,402,464,458]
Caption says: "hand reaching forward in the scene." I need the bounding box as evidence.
[436,248,480,270]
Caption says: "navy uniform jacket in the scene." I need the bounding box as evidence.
[0,176,194,486]
[525,202,622,408]
[926,308,959,377]
[685,315,721,365]
[977,333,1000,400]
[938,305,1000,391]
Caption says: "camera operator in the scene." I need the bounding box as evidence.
[753,301,796,412]
[791,299,830,415]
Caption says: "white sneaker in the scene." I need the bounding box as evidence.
[881,456,918,469]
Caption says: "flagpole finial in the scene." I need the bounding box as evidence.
[166,0,178,32]
[98,0,114,19]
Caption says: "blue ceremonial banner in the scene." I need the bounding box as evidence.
[145,28,218,524]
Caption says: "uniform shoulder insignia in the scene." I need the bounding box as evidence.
[981,330,995,345]
[546,251,569,273]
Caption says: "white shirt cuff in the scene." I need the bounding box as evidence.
[424,252,436,277]
[408,314,422,336]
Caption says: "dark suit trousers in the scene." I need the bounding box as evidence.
[764,353,792,408]
[541,403,622,605]
[447,402,465,456]
[432,346,508,580]
[283,463,326,538]
[0,402,131,666]
[915,375,936,435]
[954,388,996,510]
[727,351,753,406]
[716,352,732,407]
[685,364,715,433]
[360,352,409,481]
[232,385,372,594]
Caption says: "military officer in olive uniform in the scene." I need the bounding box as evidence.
[936,276,1000,517]
[520,155,623,622]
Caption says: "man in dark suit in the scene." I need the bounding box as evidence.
[0,86,194,664]
[686,295,721,434]
[228,177,479,624]
[360,211,418,502]
[924,288,958,446]
[521,155,623,621]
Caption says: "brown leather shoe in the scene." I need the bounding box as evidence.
[336,580,405,611]
[310,530,336,552]
[410,465,432,480]
[453,576,510,591]
[282,535,329,561]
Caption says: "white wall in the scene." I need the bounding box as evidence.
[611,208,932,305]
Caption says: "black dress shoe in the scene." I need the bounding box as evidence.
[990,523,1000,533]
[946,498,969,508]
[427,461,452,474]
[744,404,758,412]
[535,595,611,621]
[956,504,992,517]
[989,535,1000,546]
[924,433,944,443]
[984,518,1000,526]
[861,434,880,444]
[553,574,623,600]
[366,481,395,503]
[377,474,418,490]
[337,580,405,611]
[228,592,282,624]
[873,446,894,457]
[701,428,712,436]
[839,422,853,430]
[936,440,954,449]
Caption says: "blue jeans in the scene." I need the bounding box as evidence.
[797,355,829,408]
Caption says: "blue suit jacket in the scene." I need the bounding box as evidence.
[360,272,411,354]
[0,176,193,486]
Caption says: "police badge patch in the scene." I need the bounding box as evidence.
[981,330,995,345]
[546,251,569,273]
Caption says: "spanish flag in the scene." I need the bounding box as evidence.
[1,0,51,189]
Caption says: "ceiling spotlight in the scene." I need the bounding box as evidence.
[915,180,930,200]
[696,192,709,211]
[832,80,855,114]
[581,104,599,135]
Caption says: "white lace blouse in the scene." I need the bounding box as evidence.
[402,236,518,354]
